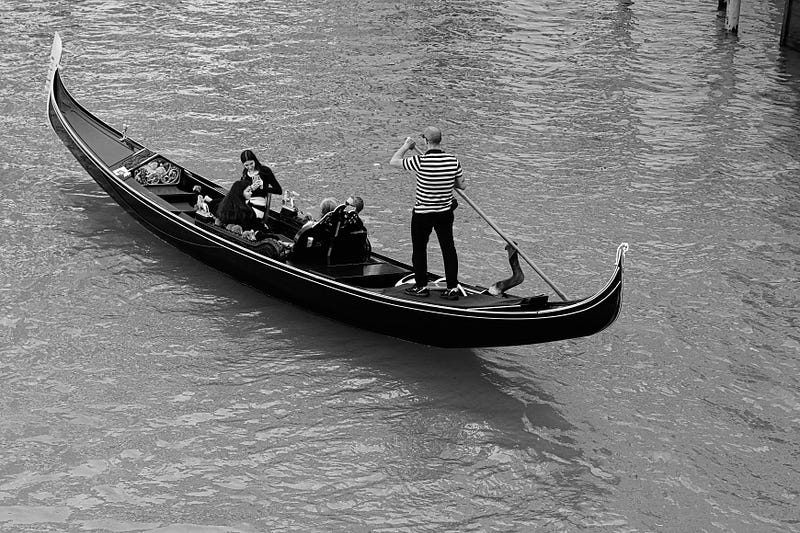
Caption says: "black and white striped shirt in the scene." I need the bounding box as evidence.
[402,149,463,214]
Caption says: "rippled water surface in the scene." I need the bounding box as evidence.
[2,0,799,531]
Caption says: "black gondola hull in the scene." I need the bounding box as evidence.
[46,34,626,348]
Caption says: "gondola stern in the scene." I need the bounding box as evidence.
[594,241,628,333]
[561,242,628,341]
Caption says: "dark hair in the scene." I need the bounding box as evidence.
[216,180,256,225]
[240,149,261,167]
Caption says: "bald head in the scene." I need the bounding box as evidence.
[422,126,442,145]
[347,195,364,213]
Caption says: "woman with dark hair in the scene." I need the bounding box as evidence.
[215,180,267,237]
[240,149,282,221]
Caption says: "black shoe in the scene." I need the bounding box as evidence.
[440,287,460,301]
[404,285,430,297]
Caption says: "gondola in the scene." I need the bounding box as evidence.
[45,34,627,348]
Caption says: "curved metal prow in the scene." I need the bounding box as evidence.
[616,242,629,266]
[45,32,63,118]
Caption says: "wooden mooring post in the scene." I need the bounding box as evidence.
[718,0,742,33]
[783,0,800,50]
[727,0,741,32]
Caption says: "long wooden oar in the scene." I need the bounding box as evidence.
[412,145,569,301]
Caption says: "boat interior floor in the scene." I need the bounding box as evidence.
[377,285,550,309]
[295,261,410,287]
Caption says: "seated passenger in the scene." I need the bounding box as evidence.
[335,197,370,262]
[240,149,282,221]
[215,180,268,240]
[345,195,364,214]
[341,195,367,232]
[295,197,339,234]
[292,198,370,264]
[319,197,338,219]
[292,199,344,261]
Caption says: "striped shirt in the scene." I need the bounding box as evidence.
[402,149,463,214]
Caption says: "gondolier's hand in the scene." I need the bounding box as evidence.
[390,137,416,167]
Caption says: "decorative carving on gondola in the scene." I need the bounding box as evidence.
[489,242,525,296]
[133,158,180,186]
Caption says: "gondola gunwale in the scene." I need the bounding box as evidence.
[49,70,620,319]
[46,33,627,346]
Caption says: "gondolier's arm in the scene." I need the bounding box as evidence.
[389,137,416,167]
[390,138,466,191]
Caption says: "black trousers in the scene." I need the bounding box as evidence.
[411,209,458,289]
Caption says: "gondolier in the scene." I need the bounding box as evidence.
[390,126,465,300]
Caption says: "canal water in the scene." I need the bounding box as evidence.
[1,0,798,531]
